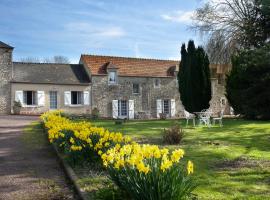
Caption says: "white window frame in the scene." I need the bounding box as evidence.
[162,99,171,115]
[154,79,161,88]
[49,91,58,110]
[71,91,83,105]
[108,71,117,85]
[118,100,128,117]
[23,91,37,106]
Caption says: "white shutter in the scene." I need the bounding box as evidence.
[37,91,45,106]
[64,91,71,105]
[112,100,118,119]
[83,91,90,105]
[170,99,176,117]
[128,100,134,119]
[156,99,162,118]
[15,91,23,104]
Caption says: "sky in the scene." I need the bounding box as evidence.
[0,0,205,63]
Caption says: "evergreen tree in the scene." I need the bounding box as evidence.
[226,44,270,120]
[178,40,212,113]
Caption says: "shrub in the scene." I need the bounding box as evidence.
[226,44,270,119]
[159,113,167,120]
[163,124,184,145]
[92,107,100,120]
[102,144,197,200]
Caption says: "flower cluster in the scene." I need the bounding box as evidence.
[101,143,188,174]
[41,111,196,200]
[41,111,131,154]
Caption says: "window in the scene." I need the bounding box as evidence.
[108,71,117,84]
[154,79,161,88]
[118,100,127,117]
[133,83,140,94]
[71,91,83,105]
[23,91,37,105]
[49,91,57,109]
[163,99,170,114]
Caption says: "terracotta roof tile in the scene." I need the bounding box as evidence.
[80,55,179,77]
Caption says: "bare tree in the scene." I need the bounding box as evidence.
[191,0,270,64]
[19,55,70,64]
[20,57,41,63]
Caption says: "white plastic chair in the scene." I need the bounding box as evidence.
[213,110,224,127]
[184,110,196,126]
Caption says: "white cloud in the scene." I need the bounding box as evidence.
[161,10,194,23]
[65,22,125,38]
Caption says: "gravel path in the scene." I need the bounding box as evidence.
[0,115,76,200]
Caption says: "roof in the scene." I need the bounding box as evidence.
[80,54,179,77]
[0,41,14,49]
[12,62,91,85]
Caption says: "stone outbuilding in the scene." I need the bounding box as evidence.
[0,41,230,118]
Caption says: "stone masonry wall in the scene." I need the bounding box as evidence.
[92,75,184,118]
[0,48,12,114]
[92,75,227,118]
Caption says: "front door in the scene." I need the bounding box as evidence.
[49,91,57,109]
[118,100,128,118]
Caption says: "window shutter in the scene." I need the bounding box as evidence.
[83,91,90,105]
[128,100,134,119]
[37,91,45,106]
[156,99,162,118]
[15,91,23,105]
[170,99,176,117]
[112,100,118,119]
[64,91,71,105]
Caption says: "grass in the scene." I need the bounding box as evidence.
[88,118,270,200]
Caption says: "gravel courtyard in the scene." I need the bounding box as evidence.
[0,115,76,200]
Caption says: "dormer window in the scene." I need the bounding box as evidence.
[108,71,117,85]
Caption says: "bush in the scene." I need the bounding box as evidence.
[163,124,184,145]
[226,45,270,119]
[159,113,167,120]
[92,107,100,120]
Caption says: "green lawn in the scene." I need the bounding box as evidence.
[90,119,270,200]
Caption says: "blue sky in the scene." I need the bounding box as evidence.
[0,0,205,63]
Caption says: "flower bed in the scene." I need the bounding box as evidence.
[41,111,197,200]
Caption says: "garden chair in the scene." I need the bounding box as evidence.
[184,110,196,126]
[212,110,224,127]
[198,109,212,127]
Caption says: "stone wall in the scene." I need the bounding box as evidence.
[91,75,184,118]
[0,48,12,114]
[92,75,227,118]
[11,83,91,114]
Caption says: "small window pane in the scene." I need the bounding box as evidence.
[133,83,139,94]
[71,91,83,105]
[109,72,116,83]
[50,91,57,109]
[163,100,170,114]
[154,79,160,88]
[23,91,36,105]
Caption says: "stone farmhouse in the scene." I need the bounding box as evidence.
[0,41,230,119]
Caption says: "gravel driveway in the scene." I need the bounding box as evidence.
[0,115,76,200]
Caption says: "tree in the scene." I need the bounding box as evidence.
[178,40,212,113]
[226,44,270,119]
[192,0,270,64]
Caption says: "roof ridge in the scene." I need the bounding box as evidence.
[81,54,180,62]
[13,61,79,65]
